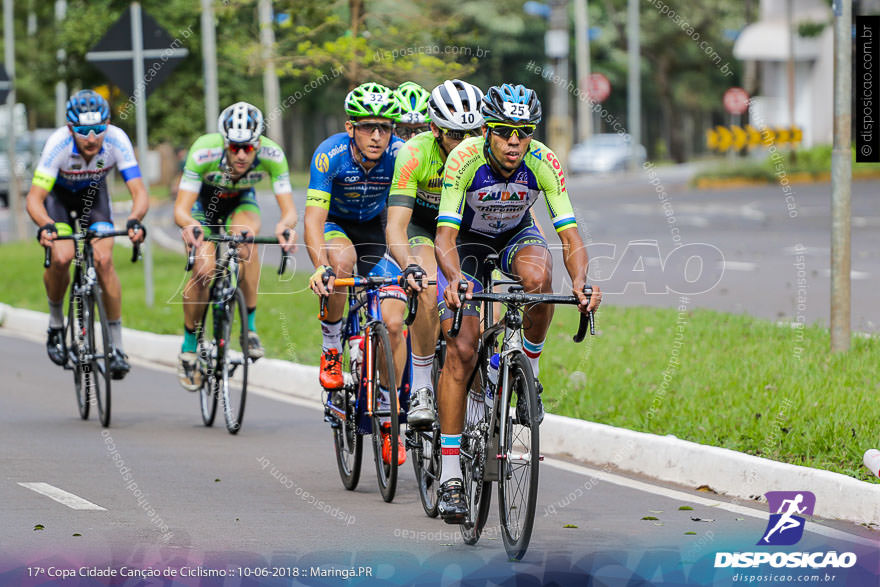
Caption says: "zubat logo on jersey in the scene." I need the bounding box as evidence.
[476,190,526,202]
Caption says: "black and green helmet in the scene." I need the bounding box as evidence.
[393,81,431,124]
[344,82,401,119]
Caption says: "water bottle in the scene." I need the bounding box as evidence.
[349,335,364,373]
[485,353,500,409]
[864,449,880,478]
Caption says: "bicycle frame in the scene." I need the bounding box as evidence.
[323,276,412,436]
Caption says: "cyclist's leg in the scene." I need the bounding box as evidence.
[407,225,441,396]
[503,220,553,379]
[42,193,77,326]
[436,278,480,521]
[318,219,355,390]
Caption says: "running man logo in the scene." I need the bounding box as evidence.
[758,491,815,546]
[316,153,330,173]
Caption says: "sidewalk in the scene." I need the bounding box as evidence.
[2,302,878,528]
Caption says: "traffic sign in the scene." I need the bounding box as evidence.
[0,64,9,104]
[746,125,762,149]
[85,5,188,98]
[716,126,733,151]
[723,87,750,115]
[582,73,611,103]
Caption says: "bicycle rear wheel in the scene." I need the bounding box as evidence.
[497,351,539,560]
[89,284,113,428]
[67,279,89,420]
[332,336,363,490]
[460,371,492,545]
[197,307,218,427]
[412,339,444,517]
[369,322,398,502]
[220,288,249,434]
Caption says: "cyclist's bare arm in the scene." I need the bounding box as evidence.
[25,184,57,246]
[173,188,202,247]
[435,225,472,309]
[124,176,149,243]
[273,191,298,251]
[304,205,331,270]
[558,226,600,312]
[386,205,414,269]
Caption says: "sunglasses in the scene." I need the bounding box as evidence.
[396,125,430,140]
[441,127,480,141]
[227,142,257,154]
[351,121,394,135]
[487,123,536,139]
[72,124,108,138]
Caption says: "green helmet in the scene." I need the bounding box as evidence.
[394,82,431,124]
[344,82,400,119]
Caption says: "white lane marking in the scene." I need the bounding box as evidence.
[721,261,758,271]
[543,458,876,547]
[18,482,107,511]
[822,269,870,280]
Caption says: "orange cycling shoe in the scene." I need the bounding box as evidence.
[381,423,406,466]
[320,348,344,390]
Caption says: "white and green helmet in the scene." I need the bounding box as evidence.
[344,82,400,119]
[393,81,431,124]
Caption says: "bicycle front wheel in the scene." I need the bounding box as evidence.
[412,340,444,517]
[67,281,89,420]
[461,378,492,545]
[369,322,398,502]
[90,285,112,428]
[197,307,218,427]
[220,289,249,434]
[497,351,539,560]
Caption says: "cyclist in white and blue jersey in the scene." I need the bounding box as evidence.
[26,89,148,379]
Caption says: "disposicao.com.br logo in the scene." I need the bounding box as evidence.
[714,491,858,570]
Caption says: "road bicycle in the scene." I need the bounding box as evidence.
[321,275,421,502]
[447,254,596,559]
[42,219,143,428]
[185,229,289,434]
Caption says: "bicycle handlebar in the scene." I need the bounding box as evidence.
[43,229,143,268]
[184,228,290,275]
[447,283,596,341]
[316,273,435,325]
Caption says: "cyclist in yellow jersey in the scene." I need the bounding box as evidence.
[387,79,485,428]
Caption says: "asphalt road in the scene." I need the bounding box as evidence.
[1,333,876,584]
[144,169,880,333]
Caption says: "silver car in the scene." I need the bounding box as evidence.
[568,133,647,174]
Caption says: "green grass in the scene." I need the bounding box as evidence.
[2,238,878,482]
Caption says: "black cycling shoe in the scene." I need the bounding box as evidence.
[108,348,131,380]
[437,478,468,524]
[46,327,67,366]
[516,380,545,427]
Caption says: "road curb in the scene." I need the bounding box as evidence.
[2,303,878,526]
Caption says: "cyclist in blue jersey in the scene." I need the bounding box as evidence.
[26,89,148,379]
[305,82,409,466]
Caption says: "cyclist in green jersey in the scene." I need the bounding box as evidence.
[174,102,297,391]
[387,79,485,428]
[393,82,431,141]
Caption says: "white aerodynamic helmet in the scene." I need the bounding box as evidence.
[427,80,484,131]
[218,101,264,144]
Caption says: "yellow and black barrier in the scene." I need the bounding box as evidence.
[706,125,802,152]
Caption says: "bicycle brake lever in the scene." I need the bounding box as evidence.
[278,229,290,275]
[43,246,51,268]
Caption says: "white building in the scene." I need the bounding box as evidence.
[732,0,832,147]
